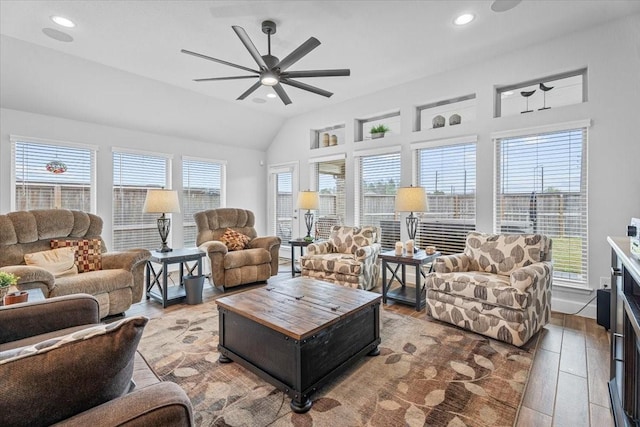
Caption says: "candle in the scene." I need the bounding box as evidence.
[395,241,403,256]
[406,239,414,254]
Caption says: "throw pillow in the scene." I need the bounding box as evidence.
[24,247,78,277]
[51,239,103,273]
[0,316,148,426]
[220,228,250,251]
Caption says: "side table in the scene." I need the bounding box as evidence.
[288,238,316,277]
[379,249,440,311]
[146,248,205,308]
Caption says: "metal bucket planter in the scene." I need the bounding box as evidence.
[183,275,205,305]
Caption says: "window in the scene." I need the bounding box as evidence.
[12,137,95,211]
[273,170,293,242]
[183,158,225,246]
[312,156,346,238]
[494,123,588,286]
[113,150,169,251]
[355,150,401,234]
[415,139,477,255]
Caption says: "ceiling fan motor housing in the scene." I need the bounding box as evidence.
[262,20,277,35]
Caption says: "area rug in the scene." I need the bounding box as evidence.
[138,303,538,427]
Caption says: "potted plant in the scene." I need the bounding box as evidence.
[0,271,19,301]
[370,124,390,139]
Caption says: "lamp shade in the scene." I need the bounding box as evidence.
[296,191,319,210]
[395,186,427,212]
[143,189,181,214]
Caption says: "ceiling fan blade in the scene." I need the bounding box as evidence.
[280,78,333,98]
[194,76,257,82]
[276,37,321,71]
[236,81,262,100]
[273,83,292,105]
[232,26,268,70]
[181,49,259,74]
[281,69,351,78]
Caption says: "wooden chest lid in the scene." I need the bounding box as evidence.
[215,278,381,340]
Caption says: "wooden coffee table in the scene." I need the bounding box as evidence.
[216,277,381,413]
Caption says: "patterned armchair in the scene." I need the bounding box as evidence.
[300,225,381,291]
[425,232,552,347]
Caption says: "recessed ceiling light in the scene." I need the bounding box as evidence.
[454,13,475,26]
[252,98,266,104]
[51,16,75,28]
[42,28,74,42]
[266,93,277,99]
[502,90,514,97]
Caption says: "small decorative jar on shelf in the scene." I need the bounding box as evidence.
[330,135,338,146]
[322,133,330,147]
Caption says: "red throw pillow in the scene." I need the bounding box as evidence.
[51,239,103,273]
[219,228,250,251]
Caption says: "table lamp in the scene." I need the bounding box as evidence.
[395,186,427,250]
[143,189,180,252]
[297,190,319,241]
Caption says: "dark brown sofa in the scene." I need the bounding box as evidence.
[0,209,150,318]
[0,294,194,426]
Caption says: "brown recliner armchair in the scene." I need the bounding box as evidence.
[194,208,281,290]
[0,294,194,426]
[0,209,150,318]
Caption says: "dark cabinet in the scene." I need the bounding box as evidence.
[608,237,640,427]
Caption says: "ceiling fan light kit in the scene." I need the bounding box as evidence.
[182,20,350,105]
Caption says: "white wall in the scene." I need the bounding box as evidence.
[0,108,269,249]
[266,14,640,317]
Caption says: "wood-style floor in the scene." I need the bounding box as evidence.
[127,266,613,427]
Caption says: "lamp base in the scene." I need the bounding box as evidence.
[157,216,172,253]
[158,244,173,253]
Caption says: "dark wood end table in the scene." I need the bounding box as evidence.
[379,249,440,311]
[146,248,205,308]
[288,238,317,276]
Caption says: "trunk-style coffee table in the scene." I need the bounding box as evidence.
[216,277,381,413]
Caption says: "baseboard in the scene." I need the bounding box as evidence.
[551,295,596,319]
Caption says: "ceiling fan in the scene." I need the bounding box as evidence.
[181,20,350,105]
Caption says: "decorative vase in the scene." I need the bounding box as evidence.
[432,115,445,128]
[4,290,28,305]
[371,132,385,139]
[449,114,461,125]
[330,135,338,146]
[322,133,330,147]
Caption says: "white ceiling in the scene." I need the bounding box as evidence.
[2,0,640,149]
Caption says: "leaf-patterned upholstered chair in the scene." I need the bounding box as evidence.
[300,225,381,291]
[425,232,552,347]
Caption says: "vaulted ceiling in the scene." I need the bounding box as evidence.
[2,1,639,150]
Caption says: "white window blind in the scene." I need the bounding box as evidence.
[416,142,476,255]
[356,152,401,247]
[495,127,588,285]
[12,139,94,211]
[274,171,293,242]
[314,159,346,238]
[183,159,225,247]
[113,151,168,251]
